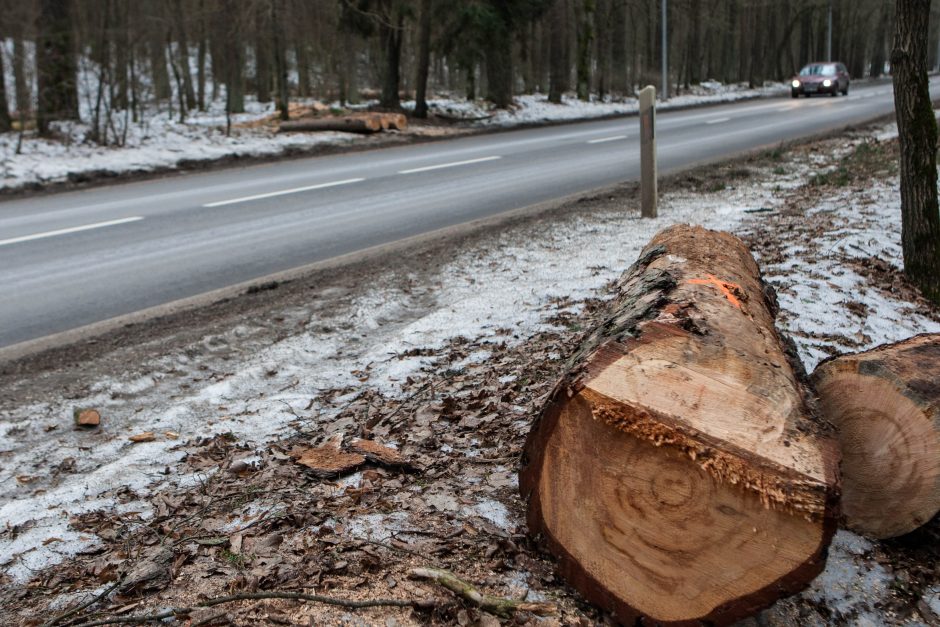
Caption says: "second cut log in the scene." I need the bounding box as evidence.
[811,334,940,539]
[519,225,840,625]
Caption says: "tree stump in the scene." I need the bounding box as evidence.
[811,334,940,539]
[519,225,840,625]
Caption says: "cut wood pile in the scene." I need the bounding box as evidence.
[278,112,407,135]
[519,224,940,625]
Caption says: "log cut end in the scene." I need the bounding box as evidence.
[812,334,940,539]
[528,392,829,624]
[521,225,839,625]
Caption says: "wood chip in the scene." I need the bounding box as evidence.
[350,438,414,469]
[164,431,180,440]
[74,408,101,427]
[292,440,365,478]
[129,432,156,443]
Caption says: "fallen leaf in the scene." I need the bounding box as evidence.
[42,537,63,546]
[194,537,229,546]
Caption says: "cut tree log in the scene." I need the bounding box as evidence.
[278,116,382,134]
[811,334,940,539]
[519,225,840,625]
[364,112,407,131]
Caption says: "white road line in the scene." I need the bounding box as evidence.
[398,155,501,174]
[203,178,366,207]
[0,216,144,247]
[587,135,628,144]
[706,117,731,125]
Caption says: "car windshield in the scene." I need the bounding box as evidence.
[800,64,836,76]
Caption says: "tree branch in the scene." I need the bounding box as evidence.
[409,567,556,618]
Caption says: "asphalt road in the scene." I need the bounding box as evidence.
[2,80,938,349]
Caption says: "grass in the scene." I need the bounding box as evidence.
[809,139,899,188]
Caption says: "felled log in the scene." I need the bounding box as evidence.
[519,225,840,626]
[811,334,940,539]
[367,112,407,131]
[278,116,382,134]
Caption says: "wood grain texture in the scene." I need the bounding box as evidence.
[812,334,940,539]
[520,225,840,625]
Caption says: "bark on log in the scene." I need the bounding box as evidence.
[519,225,840,626]
[811,334,940,539]
[278,116,382,134]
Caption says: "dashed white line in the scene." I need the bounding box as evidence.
[203,178,366,207]
[398,155,501,174]
[706,117,731,125]
[587,135,628,144]
[0,216,144,247]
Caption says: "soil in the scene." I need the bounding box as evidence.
[1,122,938,627]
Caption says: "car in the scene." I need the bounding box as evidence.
[790,62,850,98]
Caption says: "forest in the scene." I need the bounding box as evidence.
[1,0,938,143]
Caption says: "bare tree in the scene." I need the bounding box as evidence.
[892,0,940,302]
[36,0,80,135]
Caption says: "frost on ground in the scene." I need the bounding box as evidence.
[1,122,938,625]
[1,78,789,192]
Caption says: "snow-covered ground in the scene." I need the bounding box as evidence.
[1,80,787,192]
[1,120,937,623]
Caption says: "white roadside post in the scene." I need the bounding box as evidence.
[639,85,657,218]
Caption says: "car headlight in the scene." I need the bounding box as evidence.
[823,79,832,87]
[792,80,801,88]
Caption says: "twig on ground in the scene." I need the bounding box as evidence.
[409,567,556,618]
[369,381,434,429]
[71,591,433,627]
[40,579,123,627]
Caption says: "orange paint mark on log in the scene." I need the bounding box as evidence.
[688,275,743,308]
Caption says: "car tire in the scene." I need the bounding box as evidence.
[791,90,799,99]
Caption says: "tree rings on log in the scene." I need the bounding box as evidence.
[812,333,940,539]
[519,225,840,625]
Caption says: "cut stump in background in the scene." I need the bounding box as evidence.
[812,334,940,539]
[519,225,840,625]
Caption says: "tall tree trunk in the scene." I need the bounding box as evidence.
[485,19,514,108]
[113,0,130,110]
[146,0,171,101]
[414,0,432,118]
[272,0,289,121]
[12,30,30,117]
[196,6,207,110]
[295,42,311,98]
[171,0,197,110]
[871,0,890,77]
[892,0,940,303]
[576,0,595,100]
[610,0,627,93]
[378,3,403,110]
[220,0,244,114]
[0,48,11,132]
[36,0,80,135]
[548,0,568,103]
[689,0,702,84]
[594,0,611,99]
[92,0,112,143]
[255,4,272,103]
